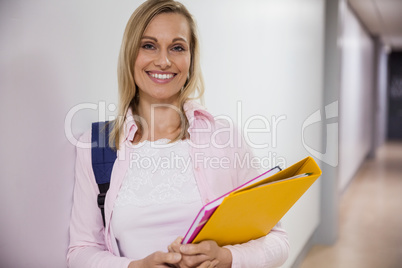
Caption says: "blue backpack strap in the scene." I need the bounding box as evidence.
[91,121,117,226]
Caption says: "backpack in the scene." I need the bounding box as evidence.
[91,121,117,226]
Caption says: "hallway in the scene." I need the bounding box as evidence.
[300,142,402,268]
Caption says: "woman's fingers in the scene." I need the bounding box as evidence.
[168,236,184,253]
[180,240,218,256]
[144,251,181,266]
[161,252,182,264]
[197,259,219,268]
[209,259,219,268]
[180,254,210,267]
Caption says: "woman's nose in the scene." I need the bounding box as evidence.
[154,50,171,69]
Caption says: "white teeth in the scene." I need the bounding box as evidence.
[150,73,174,80]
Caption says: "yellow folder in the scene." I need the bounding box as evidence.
[192,156,322,246]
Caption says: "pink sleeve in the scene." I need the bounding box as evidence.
[224,223,290,268]
[67,131,132,268]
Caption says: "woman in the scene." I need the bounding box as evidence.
[67,0,289,267]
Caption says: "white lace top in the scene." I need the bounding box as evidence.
[111,139,203,260]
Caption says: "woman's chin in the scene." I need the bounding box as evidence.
[141,91,181,104]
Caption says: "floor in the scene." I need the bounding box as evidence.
[300,141,402,268]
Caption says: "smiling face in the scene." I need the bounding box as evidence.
[134,12,191,104]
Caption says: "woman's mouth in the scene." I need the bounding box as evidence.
[146,71,176,83]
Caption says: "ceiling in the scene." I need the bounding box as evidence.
[348,0,402,50]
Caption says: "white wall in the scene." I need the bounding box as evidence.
[0,0,325,267]
[0,1,130,267]
[338,0,375,192]
[184,2,326,266]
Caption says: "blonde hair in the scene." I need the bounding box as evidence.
[110,0,204,149]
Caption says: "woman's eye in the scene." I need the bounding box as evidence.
[142,43,155,50]
[172,45,185,52]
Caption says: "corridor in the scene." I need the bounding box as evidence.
[300,142,402,268]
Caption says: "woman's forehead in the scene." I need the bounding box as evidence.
[143,13,190,43]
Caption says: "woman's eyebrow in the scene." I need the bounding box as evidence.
[172,37,188,43]
[141,36,188,43]
[141,36,157,42]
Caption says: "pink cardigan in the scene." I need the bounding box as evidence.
[67,101,289,268]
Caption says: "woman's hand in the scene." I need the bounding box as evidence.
[168,237,232,268]
[128,251,182,268]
